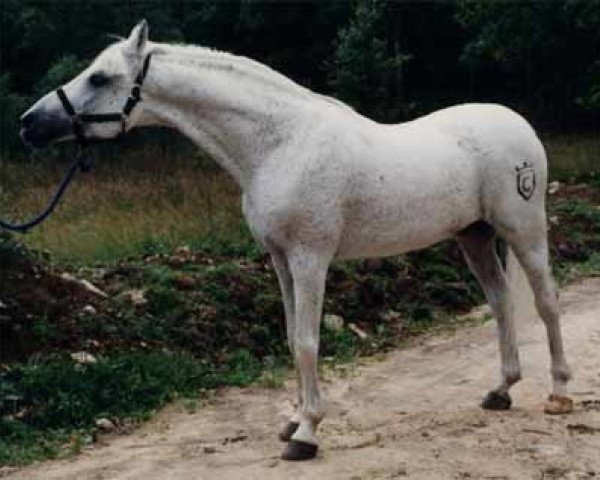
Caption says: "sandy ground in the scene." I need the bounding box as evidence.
[5,278,600,480]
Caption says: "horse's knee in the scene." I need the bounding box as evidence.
[536,300,559,324]
[530,278,559,319]
[294,340,318,368]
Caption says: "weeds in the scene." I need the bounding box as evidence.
[547,185,600,282]
[0,349,264,465]
[321,327,359,363]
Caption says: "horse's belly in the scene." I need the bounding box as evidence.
[334,172,481,259]
[335,216,471,259]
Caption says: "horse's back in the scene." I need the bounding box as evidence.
[416,103,546,171]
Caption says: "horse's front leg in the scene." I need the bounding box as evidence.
[269,249,303,442]
[280,249,330,461]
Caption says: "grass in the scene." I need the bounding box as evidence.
[544,133,600,180]
[0,141,248,265]
[8,165,245,264]
[0,349,265,466]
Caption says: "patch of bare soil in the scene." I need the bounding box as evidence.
[6,278,600,480]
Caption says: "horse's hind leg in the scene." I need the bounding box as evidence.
[457,221,521,410]
[507,228,573,414]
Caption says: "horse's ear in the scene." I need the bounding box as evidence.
[124,19,149,55]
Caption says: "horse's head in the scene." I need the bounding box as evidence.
[20,20,150,148]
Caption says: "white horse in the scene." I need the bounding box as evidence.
[21,21,573,460]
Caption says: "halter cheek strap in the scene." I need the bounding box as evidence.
[55,53,152,145]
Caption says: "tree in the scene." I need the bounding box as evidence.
[0,75,30,156]
[33,56,89,97]
[327,0,410,121]
[456,0,600,126]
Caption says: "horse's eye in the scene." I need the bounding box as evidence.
[89,73,110,87]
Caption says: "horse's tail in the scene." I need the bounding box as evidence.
[505,245,537,327]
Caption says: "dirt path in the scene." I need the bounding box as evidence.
[7,278,600,480]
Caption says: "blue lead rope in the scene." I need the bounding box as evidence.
[0,152,93,234]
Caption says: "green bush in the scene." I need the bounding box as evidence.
[33,55,89,97]
[0,232,32,270]
[0,349,263,465]
[0,75,30,156]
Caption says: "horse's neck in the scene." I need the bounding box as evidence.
[139,44,316,187]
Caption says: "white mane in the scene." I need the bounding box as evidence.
[145,42,353,110]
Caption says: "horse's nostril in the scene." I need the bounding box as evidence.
[21,112,36,129]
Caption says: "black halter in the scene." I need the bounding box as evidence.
[55,53,152,145]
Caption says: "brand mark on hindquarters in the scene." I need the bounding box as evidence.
[515,161,536,201]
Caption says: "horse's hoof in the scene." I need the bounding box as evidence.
[544,394,574,415]
[481,390,512,410]
[281,439,318,461]
[278,421,300,442]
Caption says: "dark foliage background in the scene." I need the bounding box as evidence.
[1,0,600,158]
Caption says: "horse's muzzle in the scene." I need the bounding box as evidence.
[20,110,72,148]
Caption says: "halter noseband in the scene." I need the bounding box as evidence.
[55,53,152,145]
